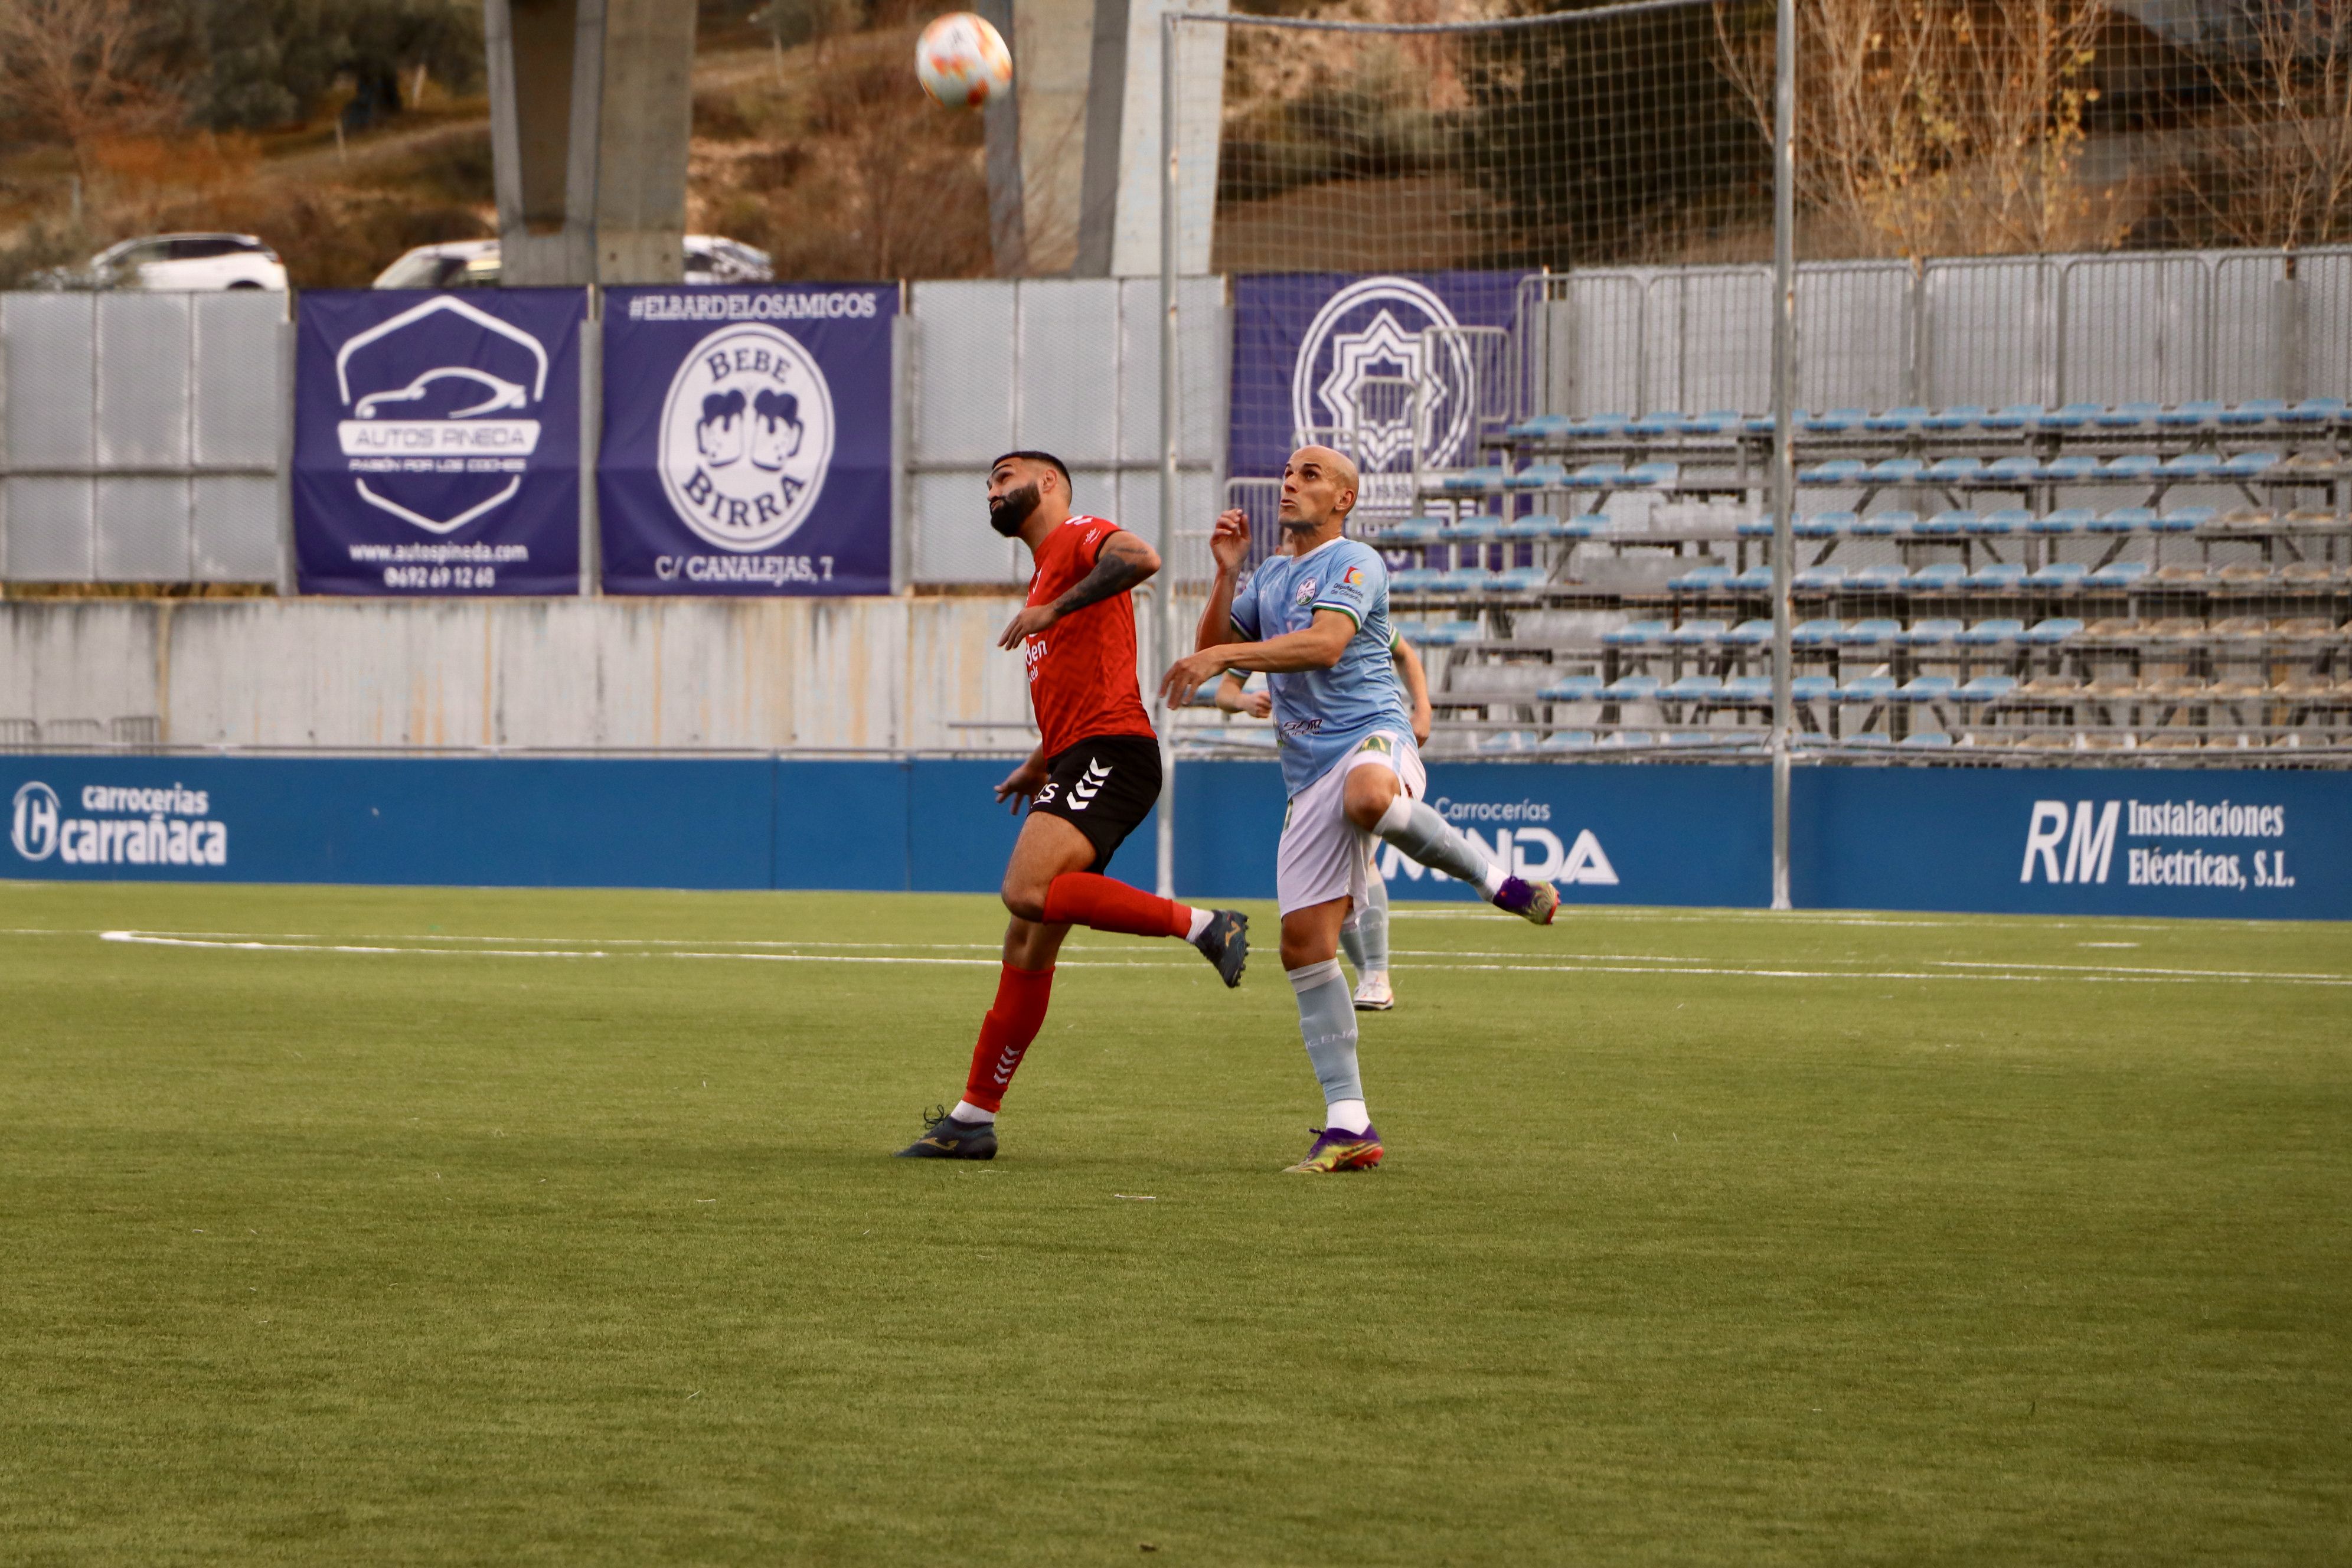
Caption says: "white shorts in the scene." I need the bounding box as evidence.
[1275,730,1427,916]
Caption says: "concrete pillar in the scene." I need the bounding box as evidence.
[484,0,697,286]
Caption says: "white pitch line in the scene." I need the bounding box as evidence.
[1932,958,2352,983]
[95,932,1169,968]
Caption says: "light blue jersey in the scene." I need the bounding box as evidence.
[1229,535,1415,796]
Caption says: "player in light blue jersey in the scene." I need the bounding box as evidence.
[1162,445,1560,1173]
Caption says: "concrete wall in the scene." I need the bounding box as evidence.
[0,594,1049,753]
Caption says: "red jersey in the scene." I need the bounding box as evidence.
[1024,514,1156,758]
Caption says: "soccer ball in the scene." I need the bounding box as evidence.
[915,12,1012,109]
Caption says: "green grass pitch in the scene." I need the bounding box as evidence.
[3,881,2347,1565]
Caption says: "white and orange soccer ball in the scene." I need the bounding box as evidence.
[914,12,1012,109]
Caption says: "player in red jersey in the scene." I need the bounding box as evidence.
[896,450,1249,1161]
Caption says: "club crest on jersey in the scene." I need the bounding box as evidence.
[1292,576,1318,607]
[659,322,835,553]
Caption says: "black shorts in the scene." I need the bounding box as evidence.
[1028,734,1162,874]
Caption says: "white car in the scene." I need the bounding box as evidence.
[81,233,288,291]
[371,234,775,288]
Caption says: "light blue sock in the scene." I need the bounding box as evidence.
[1286,958,1361,1109]
[1356,863,1390,972]
[1339,912,1366,975]
[1374,796,1502,894]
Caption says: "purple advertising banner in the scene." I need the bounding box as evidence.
[598,285,897,595]
[293,289,584,595]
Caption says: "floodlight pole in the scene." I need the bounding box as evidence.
[1768,0,1796,912]
[1153,5,1181,899]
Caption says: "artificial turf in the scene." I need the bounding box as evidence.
[1,881,2347,1566]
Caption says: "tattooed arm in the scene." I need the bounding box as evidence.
[997,529,1162,648]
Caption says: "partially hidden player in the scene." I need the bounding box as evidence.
[1214,599,1430,1012]
[897,450,1250,1161]
[1161,445,1559,1174]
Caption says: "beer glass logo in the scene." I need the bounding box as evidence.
[659,323,836,552]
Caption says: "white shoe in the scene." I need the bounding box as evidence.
[1352,972,1394,1011]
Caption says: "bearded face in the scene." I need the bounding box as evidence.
[988,480,1041,537]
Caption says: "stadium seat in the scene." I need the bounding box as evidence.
[1507,463,1570,491]
[1598,731,1660,749]
[1789,618,1844,647]
[1802,408,1868,433]
[2090,506,2158,534]
[1985,455,2041,484]
[1568,461,1628,488]
[1567,413,1633,437]
[1927,456,1985,482]
[1370,516,1446,546]
[1602,674,1663,700]
[2085,560,2150,589]
[2102,453,2162,479]
[1602,619,1671,646]
[1440,514,1505,541]
[1798,459,1869,485]
[1964,562,2028,591]
[1538,674,1605,701]
[1630,410,1687,437]
[1789,674,1838,700]
[2220,450,2279,476]
[1731,564,1776,592]
[2158,452,2222,479]
[1955,674,2020,701]
[1899,618,1964,646]
[1434,566,1499,593]
[2023,616,2085,646]
[1718,675,1775,704]
[1899,731,1957,747]
[2155,507,2214,532]
[2038,402,2103,430]
[1915,510,1971,537]
[1866,457,1927,484]
[1505,414,1573,441]
[1492,566,1550,592]
[1390,567,1444,592]
[1924,405,1987,431]
[1955,618,2026,646]
[1907,562,1968,594]
[1627,460,1681,488]
[1400,619,1482,645]
[1837,675,1898,702]
[1664,619,1729,646]
[2041,454,2102,482]
[1865,406,1930,432]
[1792,564,1848,592]
[2281,396,2347,424]
[1476,730,1541,754]
[2030,507,2096,534]
[2027,561,2092,589]
[1499,513,1564,541]
[1895,676,1958,703]
[1854,511,1914,537]
[2220,398,2288,426]
[1440,466,1509,494]
[2097,401,2162,429]
[1537,729,1598,752]
[1724,618,1775,647]
[2156,400,2222,429]
[1794,511,1854,539]
[1848,563,1910,593]
[1834,618,1904,648]
[1663,674,1723,700]
[1969,508,2033,535]
[1982,403,2042,430]
[1685,410,1744,435]
[1736,515,1775,539]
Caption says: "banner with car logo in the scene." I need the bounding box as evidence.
[293,289,586,594]
[598,285,897,595]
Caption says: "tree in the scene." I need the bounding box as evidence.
[0,0,181,180]
[2176,0,2352,250]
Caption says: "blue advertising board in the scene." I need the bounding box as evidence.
[5,757,2347,922]
[599,286,897,595]
[293,289,584,595]
[1229,271,1527,511]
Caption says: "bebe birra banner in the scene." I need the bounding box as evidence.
[293,289,584,595]
[599,285,897,595]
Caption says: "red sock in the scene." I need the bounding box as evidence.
[1041,872,1193,939]
[960,962,1055,1115]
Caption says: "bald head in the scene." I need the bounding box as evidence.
[1279,445,1360,543]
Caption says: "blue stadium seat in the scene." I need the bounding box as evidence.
[1736,515,1775,538]
[1838,675,1899,702]
[1505,414,1573,441]
[1906,563,1968,594]
[1477,730,1541,754]
[1928,456,1986,483]
[2102,453,2162,479]
[1834,618,1904,648]
[1854,511,1913,537]
[1923,405,1986,431]
[1508,463,1570,491]
[1403,619,1482,645]
[1602,674,1663,700]
[1985,455,2041,484]
[1724,618,1774,647]
[1627,460,1681,488]
[1964,562,2028,590]
[1500,513,1563,541]
[2038,402,2103,430]
[2027,561,2091,589]
[1492,566,1549,592]
[1899,731,1957,747]
[1955,618,2026,646]
[1538,729,1598,752]
[1970,508,2033,535]
[1799,459,1870,485]
[1440,514,1505,541]
[1899,618,1964,646]
[2041,454,2102,482]
[2220,398,2288,427]
[1718,675,1775,704]
[1390,567,1445,592]
[2092,506,2158,534]
[2221,450,2279,476]
[1792,564,1848,592]
[1440,465,1509,494]
[1795,511,1854,539]
[1568,461,1628,488]
[2098,401,2162,429]
[2282,396,2347,425]
[1983,403,2041,430]
[2085,560,2150,589]
[1866,406,1930,432]
[1956,674,2020,701]
[1849,563,1911,592]
[2023,616,2084,646]
[2030,507,2096,534]
[1790,618,1844,647]
[1598,731,1659,749]
[1803,408,1868,433]
[2157,507,2214,532]
[1434,565,1499,593]
[1663,674,1723,700]
[1370,516,1446,546]
[1686,410,1744,435]
[2157,400,2222,429]
[1915,509,1972,537]
[1567,413,1632,437]
[1789,674,1838,700]
[2160,451,2222,478]
[1732,564,1776,592]
[1631,410,1687,437]
[1895,676,1958,703]
[1538,674,1605,701]
[1866,457,1928,484]
[1664,619,1729,646]
[1602,619,1671,646]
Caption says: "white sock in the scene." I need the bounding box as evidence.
[1325,1097,1371,1133]
[950,1100,994,1123]
[1184,906,1213,941]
